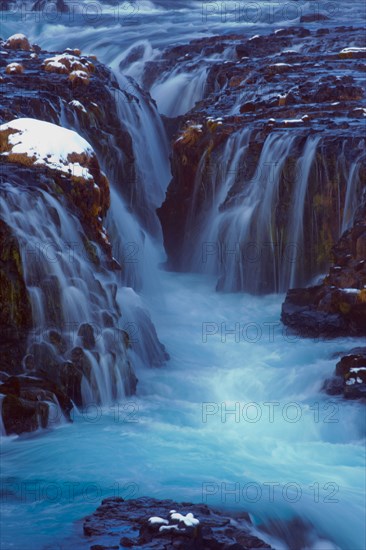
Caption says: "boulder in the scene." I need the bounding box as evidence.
[81,497,272,549]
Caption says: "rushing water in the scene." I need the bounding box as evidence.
[0,1,366,549]
[1,272,366,549]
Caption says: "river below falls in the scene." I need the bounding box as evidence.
[1,272,365,549]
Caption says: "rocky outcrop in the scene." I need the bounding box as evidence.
[0,219,31,373]
[0,36,167,435]
[323,348,366,400]
[0,35,136,213]
[0,34,161,231]
[81,497,271,549]
[281,197,366,337]
[1,118,114,260]
[0,155,138,434]
[0,372,72,434]
[157,26,366,293]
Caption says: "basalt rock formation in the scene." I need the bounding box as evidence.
[323,347,366,400]
[157,26,366,294]
[81,496,272,550]
[0,36,167,435]
[281,194,366,339]
[0,34,155,228]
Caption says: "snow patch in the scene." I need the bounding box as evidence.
[69,100,87,113]
[0,118,94,180]
[170,511,200,527]
[148,516,169,525]
[340,47,366,54]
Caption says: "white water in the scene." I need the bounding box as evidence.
[0,272,365,549]
[0,183,134,402]
[0,2,365,549]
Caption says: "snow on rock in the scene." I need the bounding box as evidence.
[5,62,24,75]
[148,517,169,525]
[170,511,200,527]
[64,47,82,57]
[4,33,31,51]
[147,509,200,534]
[176,123,204,145]
[69,70,90,86]
[0,118,94,179]
[350,367,366,373]
[284,119,304,126]
[69,100,88,113]
[42,53,94,79]
[339,47,366,59]
[0,118,112,254]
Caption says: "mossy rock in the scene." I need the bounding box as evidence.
[0,219,32,330]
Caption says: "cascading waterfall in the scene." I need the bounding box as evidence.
[182,130,364,293]
[109,72,171,233]
[185,130,299,292]
[341,148,366,233]
[286,134,321,289]
[150,65,209,117]
[0,4,365,550]
[0,183,134,405]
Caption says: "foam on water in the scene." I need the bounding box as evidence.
[1,272,365,549]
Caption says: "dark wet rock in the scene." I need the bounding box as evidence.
[324,348,366,400]
[47,330,68,354]
[281,196,366,338]
[0,374,72,435]
[300,14,330,23]
[59,361,84,406]
[78,323,96,349]
[0,219,31,375]
[82,497,272,549]
[0,220,31,330]
[32,0,68,12]
[157,26,366,293]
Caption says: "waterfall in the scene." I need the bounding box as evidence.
[150,66,209,117]
[110,72,171,233]
[179,130,364,293]
[185,130,300,293]
[286,135,321,289]
[341,148,366,233]
[0,182,135,405]
[0,8,365,550]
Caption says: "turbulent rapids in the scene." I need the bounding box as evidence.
[0,2,365,549]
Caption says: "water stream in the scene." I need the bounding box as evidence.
[0,2,365,548]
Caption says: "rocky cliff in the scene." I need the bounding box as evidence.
[0,35,167,435]
[157,25,365,294]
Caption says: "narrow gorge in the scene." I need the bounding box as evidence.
[0,2,365,549]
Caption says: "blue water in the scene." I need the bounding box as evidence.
[1,1,365,548]
[1,273,365,549]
